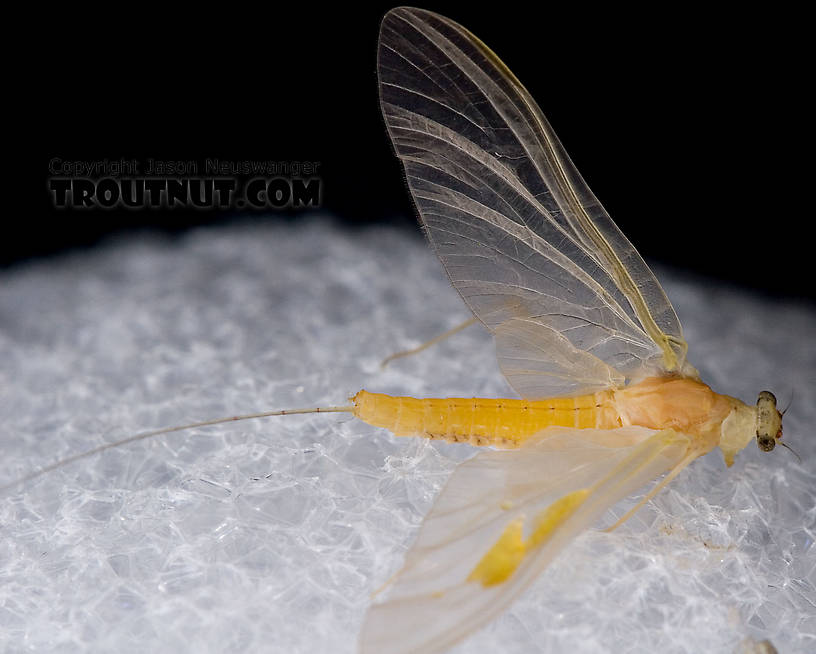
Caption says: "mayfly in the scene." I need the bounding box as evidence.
[3,7,789,654]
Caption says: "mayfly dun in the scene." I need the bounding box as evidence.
[4,7,794,654]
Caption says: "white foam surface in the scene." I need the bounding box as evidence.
[1,218,813,653]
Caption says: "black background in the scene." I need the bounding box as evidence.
[23,4,809,299]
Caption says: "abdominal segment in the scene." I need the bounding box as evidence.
[351,390,621,447]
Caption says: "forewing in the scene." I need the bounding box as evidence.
[377,8,690,396]
[359,427,691,654]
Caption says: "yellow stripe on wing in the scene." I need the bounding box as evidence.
[468,488,591,587]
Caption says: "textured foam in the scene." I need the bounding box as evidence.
[0,218,813,653]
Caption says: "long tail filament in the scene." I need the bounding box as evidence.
[1,404,354,494]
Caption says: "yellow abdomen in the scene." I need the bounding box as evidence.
[351,390,620,447]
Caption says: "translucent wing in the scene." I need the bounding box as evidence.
[359,427,691,654]
[377,8,692,398]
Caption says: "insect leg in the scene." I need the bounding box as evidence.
[380,317,477,369]
[602,449,699,533]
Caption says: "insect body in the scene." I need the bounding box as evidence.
[353,376,747,454]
